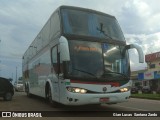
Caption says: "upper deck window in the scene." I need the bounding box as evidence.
[61,9,125,41]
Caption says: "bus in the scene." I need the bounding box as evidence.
[22,6,144,106]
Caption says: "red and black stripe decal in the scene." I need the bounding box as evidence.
[70,80,120,87]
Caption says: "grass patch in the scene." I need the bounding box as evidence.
[131,93,160,100]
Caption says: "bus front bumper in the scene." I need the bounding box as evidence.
[62,91,130,105]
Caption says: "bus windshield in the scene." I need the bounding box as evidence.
[61,9,125,41]
[68,40,129,80]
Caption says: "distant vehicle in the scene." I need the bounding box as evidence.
[23,6,144,106]
[142,86,151,93]
[15,81,24,92]
[0,77,14,101]
[131,87,138,94]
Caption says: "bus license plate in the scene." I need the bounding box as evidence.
[99,98,109,103]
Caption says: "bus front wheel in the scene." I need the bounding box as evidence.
[46,85,59,107]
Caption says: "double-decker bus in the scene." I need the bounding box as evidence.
[22,6,144,106]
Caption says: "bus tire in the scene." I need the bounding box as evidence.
[47,85,59,107]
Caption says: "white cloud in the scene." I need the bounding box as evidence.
[119,0,160,34]
[125,32,160,71]
[126,32,160,54]
[147,13,160,33]
[123,0,151,17]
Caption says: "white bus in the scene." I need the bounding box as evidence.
[22,6,144,106]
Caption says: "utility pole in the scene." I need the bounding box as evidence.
[0,60,1,76]
[16,67,17,84]
[0,39,1,76]
[12,73,13,80]
[0,40,1,76]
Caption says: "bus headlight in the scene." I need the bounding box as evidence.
[67,87,87,94]
[120,87,130,92]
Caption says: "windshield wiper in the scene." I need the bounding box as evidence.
[97,23,114,40]
[73,68,98,79]
[102,71,129,80]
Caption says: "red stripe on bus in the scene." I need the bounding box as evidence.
[70,80,120,87]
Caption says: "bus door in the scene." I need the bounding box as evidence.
[51,46,60,102]
[57,45,66,103]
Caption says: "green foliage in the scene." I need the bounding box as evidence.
[131,93,160,100]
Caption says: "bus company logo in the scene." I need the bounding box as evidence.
[102,87,107,92]
[1,112,42,118]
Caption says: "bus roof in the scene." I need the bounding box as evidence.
[59,5,115,18]
[23,6,116,56]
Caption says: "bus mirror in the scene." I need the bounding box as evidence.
[123,44,144,63]
[59,36,70,61]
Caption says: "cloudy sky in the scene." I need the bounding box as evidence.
[0,0,160,81]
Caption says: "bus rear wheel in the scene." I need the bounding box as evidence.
[26,85,32,97]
